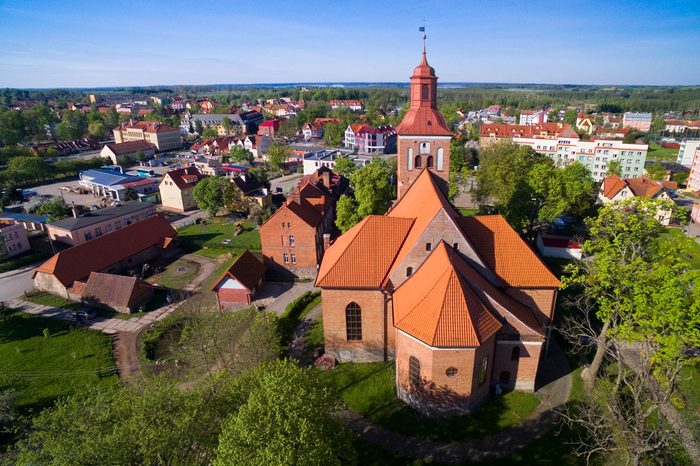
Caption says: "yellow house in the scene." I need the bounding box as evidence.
[159,167,205,212]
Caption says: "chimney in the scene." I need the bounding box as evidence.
[323,233,331,252]
[322,170,331,189]
[71,202,79,218]
[129,118,134,126]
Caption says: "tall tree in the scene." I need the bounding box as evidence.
[193,176,247,216]
[332,156,356,178]
[214,360,355,466]
[0,110,27,145]
[220,117,232,136]
[605,159,622,177]
[229,146,254,165]
[267,141,292,171]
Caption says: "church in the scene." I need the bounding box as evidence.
[315,47,560,414]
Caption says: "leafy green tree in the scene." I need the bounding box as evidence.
[0,110,27,145]
[202,127,218,138]
[214,360,355,466]
[476,142,596,238]
[193,176,247,216]
[671,170,688,186]
[33,198,72,222]
[645,161,667,181]
[563,109,578,126]
[88,120,107,139]
[229,146,254,165]
[562,197,688,390]
[335,195,361,232]
[6,156,51,184]
[323,123,344,146]
[605,159,622,177]
[55,110,87,141]
[650,116,665,135]
[277,118,298,138]
[333,156,356,178]
[23,104,56,140]
[267,141,292,171]
[220,116,232,136]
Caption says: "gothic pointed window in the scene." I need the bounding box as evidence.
[437,147,444,170]
[407,147,413,170]
[421,85,429,101]
[426,155,434,168]
[414,155,422,169]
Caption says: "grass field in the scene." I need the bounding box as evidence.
[23,291,81,311]
[0,312,118,413]
[646,142,679,163]
[321,361,541,442]
[177,220,261,258]
[146,257,201,290]
[658,228,700,269]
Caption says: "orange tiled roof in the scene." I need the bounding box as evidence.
[396,106,452,136]
[602,175,674,200]
[460,215,560,288]
[34,215,176,287]
[393,242,502,347]
[315,215,414,288]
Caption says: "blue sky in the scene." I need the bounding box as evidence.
[0,0,699,88]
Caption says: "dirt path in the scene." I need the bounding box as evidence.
[288,304,322,364]
[180,253,217,292]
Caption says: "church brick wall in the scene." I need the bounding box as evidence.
[322,289,387,362]
[397,138,451,199]
[492,340,542,392]
[506,288,557,326]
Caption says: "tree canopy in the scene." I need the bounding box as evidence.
[214,360,355,466]
[229,146,254,165]
[267,141,292,171]
[335,158,393,232]
[193,176,247,216]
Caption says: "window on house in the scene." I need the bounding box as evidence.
[453,243,459,250]
[446,367,458,377]
[345,302,362,341]
[289,235,295,247]
[425,242,432,251]
[426,155,433,168]
[115,221,122,229]
[283,253,289,264]
[95,227,102,237]
[282,222,285,228]
[106,225,113,233]
[406,267,413,277]
[84,232,93,241]
[291,253,296,264]
[414,155,422,168]
[511,346,520,361]
[421,85,429,101]
[287,222,291,228]
[409,356,421,388]
[478,357,488,386]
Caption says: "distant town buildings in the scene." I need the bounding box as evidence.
[599,175,678,224]
[622,112,653,132]
[101,140,156,165]
[480,123,648,181]
[329,99,364,112]
[687,145,700,192]
[519,110,548,125]
[113,121,181,151]
[79,169,160,202]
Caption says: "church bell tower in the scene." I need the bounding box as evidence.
[395,45,452,199]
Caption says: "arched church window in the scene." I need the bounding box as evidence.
[420,141,430,154]
[421,84,429,101]
[406,267,413,277]
[478,357,488,386]
[407,147,413,170]
[414,155,422,169]
[345,303,362,341]
[409,356,421,388]
[437,147,444,170]
[426,155,434,168]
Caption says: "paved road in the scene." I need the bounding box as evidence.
[270,173,303,195]
[0,264,37,302]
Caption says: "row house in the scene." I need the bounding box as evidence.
[159,167,206,212]
[330,99,364,112]
[113,120,181,151]
[599,175,678,224]
[259,167,348,280]
[622,112,653,132]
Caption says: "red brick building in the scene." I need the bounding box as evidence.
[259,168,348,279]
[316,50,560,415]
[211,251,266,308]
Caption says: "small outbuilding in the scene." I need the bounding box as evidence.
[210,250,265,308]
[81,272,155,314]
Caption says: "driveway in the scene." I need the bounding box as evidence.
[253,281,317,315]
[0,264,38,302]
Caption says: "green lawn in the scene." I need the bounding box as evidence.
[278,291,321,349]
[658,228,700,269]
[146,258,201,290]
[0,312,118,413]
[678,363,700,440]
[0,248,52,274]
[321,362,541,443]
[646,142,679,163]
[23,291,81,311]
[177,220,261,258]
[458,207,481,217]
